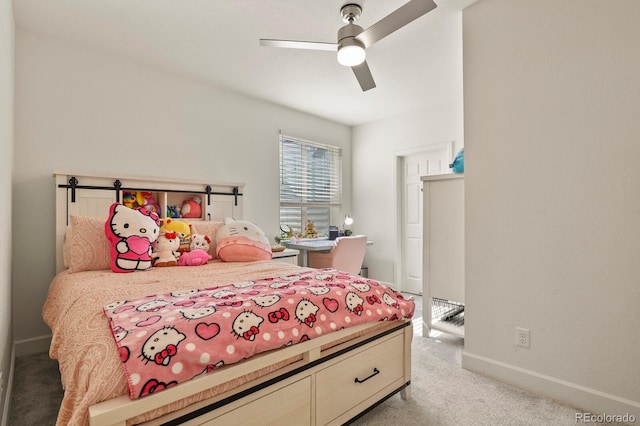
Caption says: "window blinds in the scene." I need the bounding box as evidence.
[279,134,342,234]
[279,135,342,205]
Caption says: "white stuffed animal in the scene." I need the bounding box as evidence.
[189,234,211,252]
[152,232,181,267]
[178,233,213,266]
[215,218,272,262]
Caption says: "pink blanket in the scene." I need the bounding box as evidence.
[104,268,414,399]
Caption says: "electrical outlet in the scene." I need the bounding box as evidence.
[516,327,530,348]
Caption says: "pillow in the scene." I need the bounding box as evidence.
[215,218,272,262]
[66,216,112,273]
[104,203,161,273]
[190,221,224,258]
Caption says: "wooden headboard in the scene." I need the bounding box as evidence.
[54,171,245,273]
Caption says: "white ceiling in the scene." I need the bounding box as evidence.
[13,0,475,126]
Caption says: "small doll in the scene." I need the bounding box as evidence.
[178,233,213,266]
[152,232,181,267]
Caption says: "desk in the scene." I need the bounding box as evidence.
[285,239,334,267]
[285,238,373,267]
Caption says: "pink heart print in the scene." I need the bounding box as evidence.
[136,315,161,327]
[195,322,220,340]
[323,297,339,313]
[127,235,150,255]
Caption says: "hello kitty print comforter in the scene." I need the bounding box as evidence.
[104,268,414,399]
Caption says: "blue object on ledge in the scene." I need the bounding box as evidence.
[450,148,464,173]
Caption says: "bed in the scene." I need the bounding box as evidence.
[45,172,414,426]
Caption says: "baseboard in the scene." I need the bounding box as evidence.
[462,351,640,420]
[14,335,51,357]
[1,346,15,426]
[2,337,51,425]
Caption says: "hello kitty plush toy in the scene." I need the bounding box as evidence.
[215,218,272,262]
[178,233,213,266]
[104,203,161,273]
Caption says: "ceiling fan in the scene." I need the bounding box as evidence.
[260,0,437,92]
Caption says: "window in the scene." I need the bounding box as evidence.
[279,134,342,237]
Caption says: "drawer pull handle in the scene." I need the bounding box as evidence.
[354,368,380,384]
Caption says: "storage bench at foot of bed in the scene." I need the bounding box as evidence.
[91,320,412,426]
[169,327,408,426]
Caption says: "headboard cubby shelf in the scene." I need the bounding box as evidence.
[54,171,245,272]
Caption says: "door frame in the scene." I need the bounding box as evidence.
[394,141,454,293]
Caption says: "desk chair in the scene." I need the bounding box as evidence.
[307,235,367,274]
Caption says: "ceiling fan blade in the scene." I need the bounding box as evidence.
[260,39,338,52]
[355,0,437,48]
[352,61,376,92]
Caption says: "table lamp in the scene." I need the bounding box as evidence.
[344,214,354,236]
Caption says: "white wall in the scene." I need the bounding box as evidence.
[463,0,640,417]
[352,7,463,285]
[13,30,351,346]
[0,0,13,421]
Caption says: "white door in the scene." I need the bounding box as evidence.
[400,145,452,294]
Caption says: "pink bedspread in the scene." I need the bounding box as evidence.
[104,269,414,399]
[43,260,414,425]
[44,261,305,425]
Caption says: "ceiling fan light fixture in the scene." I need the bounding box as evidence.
[337,43,365,67]
[260,0,438,91]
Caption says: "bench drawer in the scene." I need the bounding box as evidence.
[202,376,311,426]
[315,334,404,425]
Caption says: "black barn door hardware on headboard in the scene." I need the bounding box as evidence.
[58,177,243,206]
